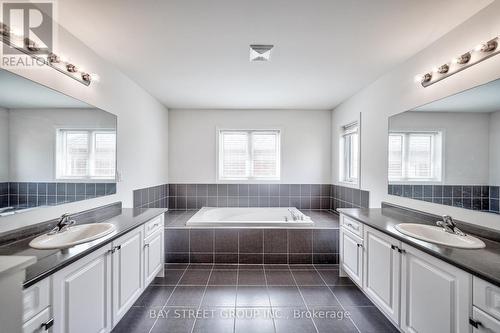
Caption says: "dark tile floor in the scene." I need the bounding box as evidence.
[112,264,398,333]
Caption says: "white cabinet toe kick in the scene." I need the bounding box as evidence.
[22,214,164,333]
[339,213,497,333]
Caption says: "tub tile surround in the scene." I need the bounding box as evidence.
[388,184,500,214]
[163,210,340,265]
[133,183,369,211]
[0,181,117,209]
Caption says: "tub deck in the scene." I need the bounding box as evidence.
[165,209,339,229]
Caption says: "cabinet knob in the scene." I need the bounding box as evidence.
[391,245,398,251]
[398,248,406,254]
[40,318,54,330]
[144,243,150,248]
[357,243,363,248]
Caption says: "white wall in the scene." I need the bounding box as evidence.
[0,108,8,182]
[490,111,500,185]
[331,1,500,228]
[0,15,169,233]
[7,108,115,181]
[169,109,331,184]
[389,111,490,185]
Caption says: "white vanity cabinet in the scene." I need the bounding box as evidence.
[52,244,113,333]
[111,226,144,326]
[339,215,364,287]
[400,243,471,333]
[22,278,52,333]
[339,213,474,333]
[471,277,500,332]
[143,216,164,286]
[363,226,401,324]
[50,214,165,333]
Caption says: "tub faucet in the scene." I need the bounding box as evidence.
[436,215,465,236]
[288,209,298,221]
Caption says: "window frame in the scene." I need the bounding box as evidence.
[216,128,281,182]
[55,128,117,181]
[339,121,360,186]
[388,130,444,184]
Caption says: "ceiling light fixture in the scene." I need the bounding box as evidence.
[416,36,499,88]
[0,22,97,86]
[250,44,274,62]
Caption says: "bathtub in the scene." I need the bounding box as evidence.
[186,207,314,227]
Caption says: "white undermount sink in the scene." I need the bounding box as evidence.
[29,223,116,250]
[395,223,486,249]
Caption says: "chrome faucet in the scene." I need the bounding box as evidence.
[49,213,76,234]
[436,215,466,236]
[288,208,300,221]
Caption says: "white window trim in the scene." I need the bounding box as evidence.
[388,130,444,184]
[216,128,282,183]
[55,128,117,181]
[339,119,361,188]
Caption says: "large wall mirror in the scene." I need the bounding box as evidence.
[0,69,117,217]
[388,78,500,215]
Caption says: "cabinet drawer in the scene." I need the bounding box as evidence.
[472,307,500,333]
[22,306,52,333]
[145,216,164,238]
[341,215,363,237]
[473,277,500,321]
[23,278,50,323]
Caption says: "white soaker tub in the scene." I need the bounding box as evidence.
[186,207,314,227]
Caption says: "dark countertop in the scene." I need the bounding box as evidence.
[338,207,500,288]
[0,208,167,288]
[164,209,340,229]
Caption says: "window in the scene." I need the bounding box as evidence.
[218,130,280,180]
[388,131,442,182]
[56,129,116,180]
[340,122,359,184]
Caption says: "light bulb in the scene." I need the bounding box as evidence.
[90,73,100,82]
[474,43,485,52]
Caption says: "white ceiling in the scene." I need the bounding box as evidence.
[413,78,500,113]
[0,69,91,109]
[58,0,492,110]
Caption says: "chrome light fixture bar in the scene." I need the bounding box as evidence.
[415,37,499,87]
[0,23,98,86]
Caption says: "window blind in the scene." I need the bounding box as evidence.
[219,130,280,180]
[57,129,116,180]
[388,132,442,182]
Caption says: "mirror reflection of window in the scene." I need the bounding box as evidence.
[388,131,442,183]
[56,129,116,180]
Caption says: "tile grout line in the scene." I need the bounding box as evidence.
[289,266,320,333]
[148,265,190,333]
[263,263,278,333]
[190,264,215,333]
[312,265,361,333]
[234,264,240,333]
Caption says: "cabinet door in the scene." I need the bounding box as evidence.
[400,244,471,333]
[52,245,112,333]
[112,227,143,326]
[363,226,400,325]
[144,229,163,286]
[340,228,363,287]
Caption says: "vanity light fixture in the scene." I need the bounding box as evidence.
[416,36,499,87]
[0,22,97,87]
